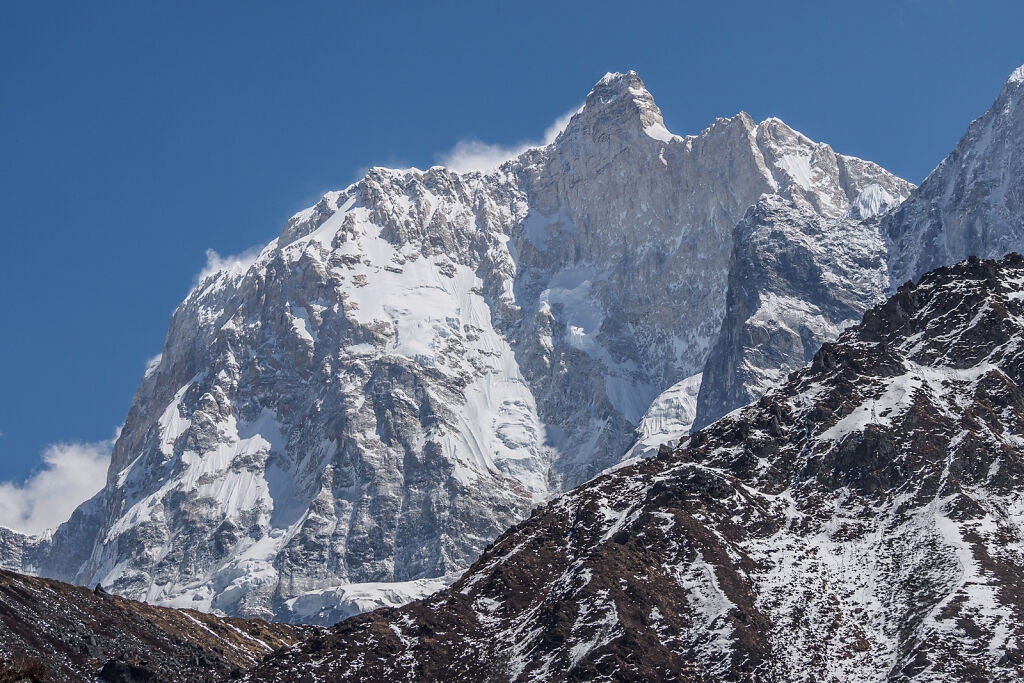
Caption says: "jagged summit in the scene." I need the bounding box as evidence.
[589,70,655,104]
[551,70,678,148]
[596,69,637,84]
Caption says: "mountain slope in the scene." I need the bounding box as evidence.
[694,62,1024,430]
[5,71,910,622]
[0,569,316,683]
[249,254,1024,682]
[884,64,1024,287]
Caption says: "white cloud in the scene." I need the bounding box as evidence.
[540,109,580,146]
[195,245,264,283]
[437,106,581,174]
[144,352,163,378]
[438,140,525,175]
[0,439,113,535]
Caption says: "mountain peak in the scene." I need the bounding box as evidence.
[995,63,1024,102]
[594,69,642,89]
[1008,63,1024,87]
[12,63,918,631]
[557,70,677,145]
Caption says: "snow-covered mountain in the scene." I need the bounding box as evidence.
[2,71,912,622]
[248,253,1024,682]
[693,63,1024,430]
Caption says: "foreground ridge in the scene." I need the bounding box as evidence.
[0,570,319,682]
[249,254,1024,681]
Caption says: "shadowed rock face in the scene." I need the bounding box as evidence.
[3,71,909,623]
[0,569,318,683]
[693,195,889,430]
[248,255,1024,682]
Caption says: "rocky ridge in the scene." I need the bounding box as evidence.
[0,569,317,682]
[692,194,890,429]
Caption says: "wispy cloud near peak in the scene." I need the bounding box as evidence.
[437,106,580,174]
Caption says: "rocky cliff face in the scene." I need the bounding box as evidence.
[4,71,910,623]
[248,254,1024,682]
[693,63,1024,429]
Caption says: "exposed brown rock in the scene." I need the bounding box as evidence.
[0,570,318,682]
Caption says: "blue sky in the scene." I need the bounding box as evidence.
[1,0,1022,517]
